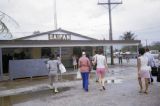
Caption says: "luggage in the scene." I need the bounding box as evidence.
[151,66,158,76]
[157,66,160,82]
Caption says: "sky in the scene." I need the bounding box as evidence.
[0,0,160,45]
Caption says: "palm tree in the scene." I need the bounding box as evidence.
[0,11,19,39]
[120,31,137,52]
[120,31,136,40]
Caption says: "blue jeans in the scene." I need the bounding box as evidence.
[81,72,89,91]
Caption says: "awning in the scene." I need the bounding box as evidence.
[0,40,141,48]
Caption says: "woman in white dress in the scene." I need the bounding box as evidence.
[72,55,77,70]
[137,48,151,94]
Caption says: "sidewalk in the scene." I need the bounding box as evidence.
[0,61,160,106]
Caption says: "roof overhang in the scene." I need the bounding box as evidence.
[0,40,141,48]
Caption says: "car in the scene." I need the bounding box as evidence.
[150,50,159,59]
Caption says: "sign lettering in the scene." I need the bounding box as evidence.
[48,34,71,40]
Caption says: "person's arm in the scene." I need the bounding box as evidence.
[57,59,61,68]
[151,55,156,67]
[104,57,108,71]
[137,58,141,77]
[87,58,91,71]
[78,59,81,69]
[92,55,97,65]
[46,61,50,71]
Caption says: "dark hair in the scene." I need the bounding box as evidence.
[94,50,98,54]
[145,48,149,52]
[98,49,103,54]
[56,54,60,57]
[50,54,55,59]
[138,48,145,55]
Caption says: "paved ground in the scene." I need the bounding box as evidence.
[0,59,160,106]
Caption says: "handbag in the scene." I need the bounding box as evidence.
[59,63,66,73]
[76,69,81,79]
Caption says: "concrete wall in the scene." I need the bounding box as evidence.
[9,59,48,80]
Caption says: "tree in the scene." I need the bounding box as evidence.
[33,31,40,34]
[120,31,138,52]
[120,31,136,40]
[0,11,19,39]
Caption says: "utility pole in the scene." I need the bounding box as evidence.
[54,0,57,30]
[98,0,122,65]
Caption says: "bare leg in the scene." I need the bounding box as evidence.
[98,75,102,89]
[74,65,77,70]
[144,78,149,94]
[138,77,143,92]
[75,64,77,70]
[50,76,54,86]
[101,73,106,90]
[73,65,75,70]
[54,74,59,93]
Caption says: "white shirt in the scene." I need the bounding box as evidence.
[46,60,60,72]
[96,54,107,68]
[138,55,151,71]
[144,52,155,67]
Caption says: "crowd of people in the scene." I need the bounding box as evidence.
[46,48,159,94]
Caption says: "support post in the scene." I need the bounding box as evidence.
[0,48,3,80]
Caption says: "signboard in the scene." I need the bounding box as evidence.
[48,34,71,40]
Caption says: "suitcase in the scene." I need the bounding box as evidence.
[157,67,160,82]
[151,66,158,76]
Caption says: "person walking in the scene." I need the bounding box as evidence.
[137,48,151,94]
[118,50,123,64]
[93,49,108,91]
[144,48,155,84]
[78,52,91,92]
[72,55,77,70]
[46,54,61,93]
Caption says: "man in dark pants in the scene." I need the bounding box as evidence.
[78,52,91,92]
[118,50,123,64]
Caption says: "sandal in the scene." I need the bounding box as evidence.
[139,89,143,93]
[144,91,148,94]
[100,89,103,91]
[102,86,106,90]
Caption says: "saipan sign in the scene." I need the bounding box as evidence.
[48,34,71,40]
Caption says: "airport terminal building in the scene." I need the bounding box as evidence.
[0,28,141,80]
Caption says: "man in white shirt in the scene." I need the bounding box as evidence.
[145,48,155,67]
[144,48,155,84]
[118,50,123,64]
